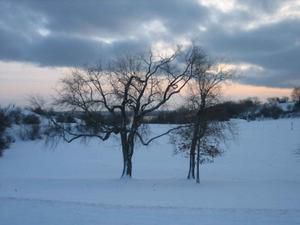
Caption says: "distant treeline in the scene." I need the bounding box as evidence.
[28,97,300,125]
[1,97,299,156]
[34,97,300,126]
[144,98,300,124]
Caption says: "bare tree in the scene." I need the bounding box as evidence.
[172,47,234,183]
[50,47,197,178]
[291,87,300,104]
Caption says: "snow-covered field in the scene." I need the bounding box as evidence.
[1,119,300,225]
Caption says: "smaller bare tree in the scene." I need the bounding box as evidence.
[172,47,235,183]
[291,87,300,104]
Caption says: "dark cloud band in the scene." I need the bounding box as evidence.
[0,0,299,88]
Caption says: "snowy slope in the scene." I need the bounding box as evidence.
[0,119,300,225]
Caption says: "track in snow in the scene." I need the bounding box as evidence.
[1,197,300,225]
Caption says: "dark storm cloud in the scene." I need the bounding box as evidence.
[28,34,149,67]
[235,0,283,13]
[199,18,300,87]
[239,70,300,88]
[0,0,299,88]
[22,0,206,36]
[0,0,207,66]
[0,29,149,67]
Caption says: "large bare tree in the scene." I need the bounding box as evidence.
[51,47,197,178]
[172,47,234,183]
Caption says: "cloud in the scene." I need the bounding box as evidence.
[0,0,299,88]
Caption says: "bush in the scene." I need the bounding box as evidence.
[22,114,40,125]
[0,137,9,156]
[294,102,300,112]
[0,135,14,156]
[80,113,107,132]
[0,107,13,156]
[0,109,11,131]
[19,113,42,141]
[55,113,76,123]
[7,107,23,124]
[18,124,42,141]
[259,105,283,119]
[31,107,46,115]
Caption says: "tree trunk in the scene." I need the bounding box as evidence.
[188,122,200,179]
[120,132,134,178]
[121,149,133,178]
[127,133,135,177]
[121,155,126,177]
[126,156,132,177]
[187,151,195,179]
[196,141,200,184]
[120,132,131,178]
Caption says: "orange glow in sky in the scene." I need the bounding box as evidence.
[223,82,292,101]
[0,61,293,106]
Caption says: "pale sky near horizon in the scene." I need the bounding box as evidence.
[0,0,299,105]
[0,61,292,106]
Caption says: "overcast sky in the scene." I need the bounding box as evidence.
[0,0,299,104]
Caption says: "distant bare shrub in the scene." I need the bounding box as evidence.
[18,124,42,141]
[22,114,40,125]
[0,106,13,156]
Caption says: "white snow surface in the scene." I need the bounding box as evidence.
[1,119,300,225]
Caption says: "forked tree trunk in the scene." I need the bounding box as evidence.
[120,131,134,178]
[121,149,133,178]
